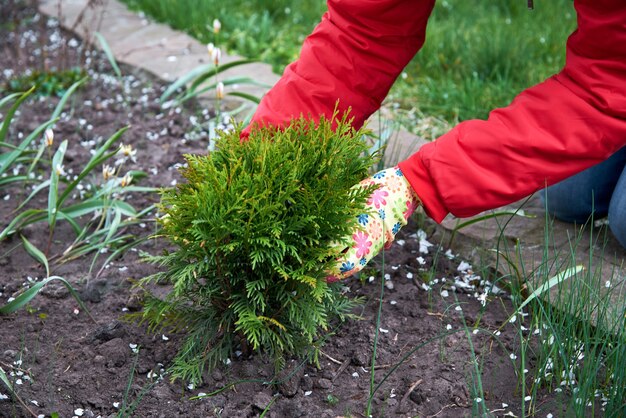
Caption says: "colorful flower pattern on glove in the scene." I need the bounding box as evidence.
[327,166,421,281]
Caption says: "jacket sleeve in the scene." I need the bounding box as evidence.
[242,0,436,135]
[399,0,626,222]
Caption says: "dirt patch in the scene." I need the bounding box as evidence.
[1,4,569,418]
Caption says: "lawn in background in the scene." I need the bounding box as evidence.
[120,0,574,127]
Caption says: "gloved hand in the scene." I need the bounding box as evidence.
[327,166,421,281]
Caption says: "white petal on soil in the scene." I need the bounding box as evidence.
[457,261,472,272]
[304,391,312,396]
[74,409,84,416]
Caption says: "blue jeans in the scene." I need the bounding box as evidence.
[540,146,626,249]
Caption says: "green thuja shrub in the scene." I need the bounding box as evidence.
[139,114,377,383]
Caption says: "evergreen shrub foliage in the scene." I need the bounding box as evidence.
[139,114,377,382]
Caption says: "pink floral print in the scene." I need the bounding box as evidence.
[353,230,372,259]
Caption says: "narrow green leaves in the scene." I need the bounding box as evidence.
[21,235,50,277]
[0,276,97,324]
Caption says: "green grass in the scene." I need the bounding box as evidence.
[119,0,574,130]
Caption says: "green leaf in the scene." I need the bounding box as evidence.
[95,32,122,78]
[0,276,97,324]
[160,63,213,103]
[0,91,24,109]
[57,126,128,206]
[16,179,51,211]
[0,209,44,240]
[0,118,57,176]
[0,87,34,144]
[175,75,267,104]
[50,77,87,121]
[48,139,68,230]
[509,265,584,320]
[21,235,50,277]
[228,91,262,104]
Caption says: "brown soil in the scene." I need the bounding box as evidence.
[1,3,570,418]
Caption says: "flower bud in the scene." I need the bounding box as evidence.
[216,82,225,100]
[211,47,221,66]
[212,19,221,34]
[44,128,54,147]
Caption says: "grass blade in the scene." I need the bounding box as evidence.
[0,276,97,324]
[21,235,50,277]
[0,209,45,240]
[160,63,213,103]
[0,118,57,176]
[50,78,87,121]
[0,87,34,144]
[95,32,122,78]
[0,366,37,418]
[0,91,24,108]
[227,91,262,104]
[57,126,128,206]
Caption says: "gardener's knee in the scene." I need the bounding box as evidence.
[608,176,626,249]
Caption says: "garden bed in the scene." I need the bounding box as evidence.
[1,4,583,418]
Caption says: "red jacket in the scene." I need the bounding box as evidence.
[245,0,626,223]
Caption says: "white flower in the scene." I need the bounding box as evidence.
[446,324,452,330]
[509,353,517,360]
[120,172,133,187]
[102,164,115,180]
[118,144,137,162]
[206,42,215,56]
[55,164,66,176]
[477,292,488,306]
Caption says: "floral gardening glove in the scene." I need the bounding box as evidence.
[327,166,421,281]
